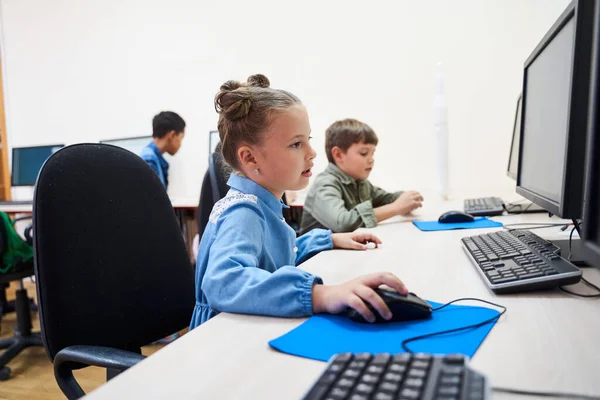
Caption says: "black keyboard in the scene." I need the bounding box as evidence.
[302,352,489,400]
[463,197,504,217]
[461,230,581,293]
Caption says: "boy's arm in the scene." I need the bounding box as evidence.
[371,183,403,208]
[306,182,377,232]
[141,157,161,178]
[201,203,322,318]
[295,228,333,265]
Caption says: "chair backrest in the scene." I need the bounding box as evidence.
[33,144,195,359]
[197,147,229,238]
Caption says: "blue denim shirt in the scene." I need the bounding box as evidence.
[139,142,169,189]
[190,174,333,329]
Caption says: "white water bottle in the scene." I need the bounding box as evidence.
[433,62,449,200]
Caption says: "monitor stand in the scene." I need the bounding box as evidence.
[504,201,547,214]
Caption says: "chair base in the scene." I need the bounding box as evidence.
[0,287,43,380]
[0,333,43,380]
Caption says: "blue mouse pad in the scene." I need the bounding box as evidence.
[413,217,502,232]
[268,301,500,362]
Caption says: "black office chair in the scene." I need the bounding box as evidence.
[196,143,300,238]
[196,144,230,240]
[33,143,195,399]
[0,212,42,380]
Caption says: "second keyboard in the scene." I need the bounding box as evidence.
[461,230,581,293]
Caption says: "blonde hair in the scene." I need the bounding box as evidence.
[214,74,301,170]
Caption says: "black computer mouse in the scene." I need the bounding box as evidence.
[438,210,475,224]
[345,288,433,324]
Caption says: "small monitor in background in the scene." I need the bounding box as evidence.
[100,136,152,156]
[12,144,64,186]
[506,94,522,180]
[209,130,220,156]
[582,0,600,269]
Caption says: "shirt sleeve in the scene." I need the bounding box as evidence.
[308,181,377,232]
[201,202,322,318]
[370,183,403,207]
[295,228,333,265]
[143,157,161,178]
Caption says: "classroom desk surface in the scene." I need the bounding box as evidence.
[83,197,600,400]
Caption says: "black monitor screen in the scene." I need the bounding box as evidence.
[520,17,574,205]
[12,144,64,186]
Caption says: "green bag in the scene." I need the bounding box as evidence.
[0,211,33,274]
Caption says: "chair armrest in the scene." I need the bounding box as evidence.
[54,345,146,400]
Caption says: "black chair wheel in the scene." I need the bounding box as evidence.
[0,366,11,381]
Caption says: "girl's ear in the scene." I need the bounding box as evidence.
[237,145,258,172]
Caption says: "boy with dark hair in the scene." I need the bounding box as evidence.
[300,118,423,234]
[139,111,186,189]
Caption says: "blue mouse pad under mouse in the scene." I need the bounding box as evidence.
[413,217,502,232]
[268,301,500,362]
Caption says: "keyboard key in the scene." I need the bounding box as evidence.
[360,374,379,384]
[399,387,421,399]
[354,383,375,395]
[373,393,394,400]
[320,372,338,384]
[393,354,411,363]
[378,381,399,392]
[355,353,371,362]
[335,353,352,362]
[337,378,355,388]
[443,354,466,364]
[383,372,403,382]
[330,387,349,398]
[490,277,517,284]
[438,385,460,396]
[411,360,430,369]
[404,378,424,388]
[389,363,407,373]
[371,354,391,365]
[440,375,461,385]
[366,365,384,374]
[408,369,427,378]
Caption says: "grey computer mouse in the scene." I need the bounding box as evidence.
[345,288,433,324]
[438,210,475,224]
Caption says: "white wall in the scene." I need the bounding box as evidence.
[0,0,570,200]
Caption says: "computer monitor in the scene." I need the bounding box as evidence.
[516,0,594,220]
[506,95,522,180]
[582,0,600,269]
[100,136,152,156]
[209,130,220,156]
[11,144,64,186]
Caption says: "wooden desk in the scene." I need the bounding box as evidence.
[82,197,600,399]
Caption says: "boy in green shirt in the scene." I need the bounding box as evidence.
[300,119,423,234]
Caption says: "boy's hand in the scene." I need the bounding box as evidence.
[332,232,382,250]
[394,191,424,215]
[312,273,408,323]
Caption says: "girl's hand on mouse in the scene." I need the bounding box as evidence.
[312,273,408,323]
[331,232,382,250]
[394,191,424,216]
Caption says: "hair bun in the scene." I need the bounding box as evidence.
[247,74,270,88]
[219,80,242,92]
[215,83,252,121]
